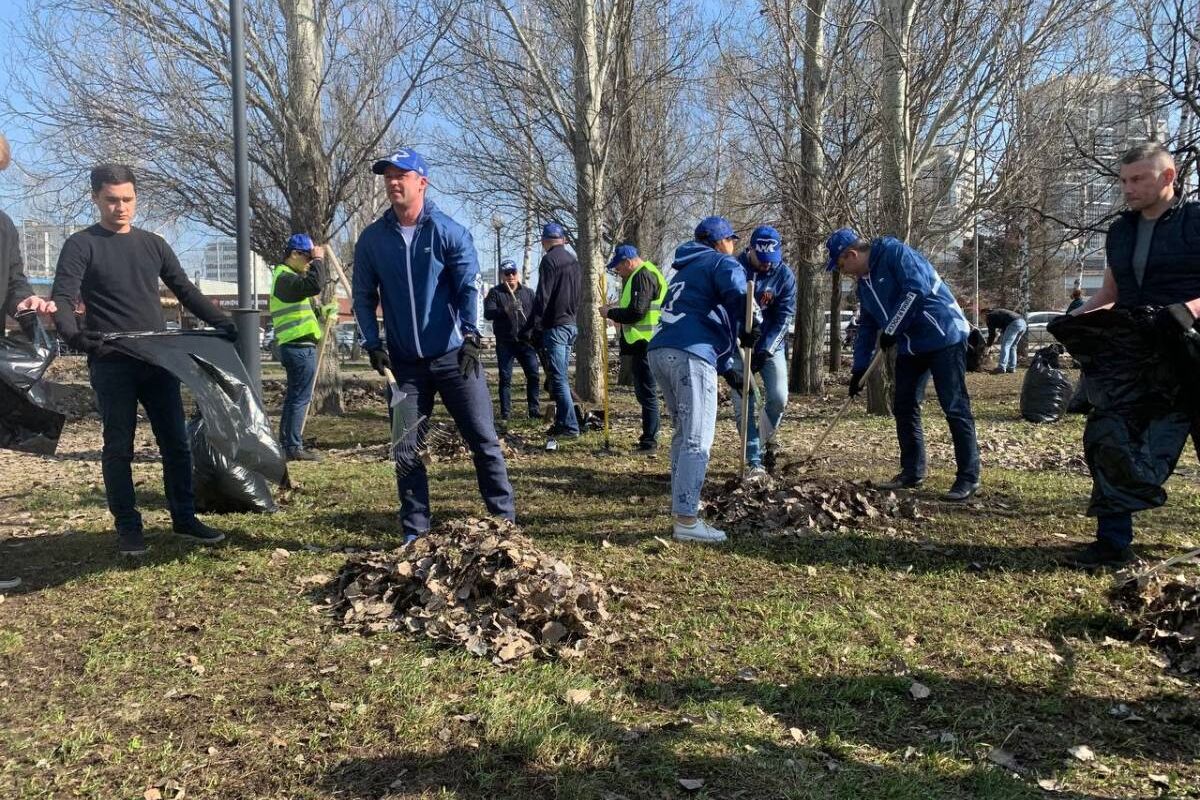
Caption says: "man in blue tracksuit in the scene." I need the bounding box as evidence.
[728,226,796,472]
[353,148,515,541]
[826,228,980,501]
[649,216,759,543]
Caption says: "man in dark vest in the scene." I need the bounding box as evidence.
[1066,143,1200,567]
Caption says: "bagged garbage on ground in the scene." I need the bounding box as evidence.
[329,517,617,665]
[1066,371,1093,415]
[188,415,277,513]
[0,314,65,454]
[965,326,986,372]
[1049,308,1196,516]
[1110,571,1200,675]
[1020,344,1073,423]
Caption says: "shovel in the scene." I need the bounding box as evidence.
[596,271,614,455]
[738,280,756,480]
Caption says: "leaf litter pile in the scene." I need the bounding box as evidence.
[703,472,921,536]
[1110,570,1200,674]
[328,517,619,665]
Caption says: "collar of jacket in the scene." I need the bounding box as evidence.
[1117,194,1185,225]
[383,199,437,229]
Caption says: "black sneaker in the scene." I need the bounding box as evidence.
[876,473,924,490]
[635,441,658,453]
[1064,539,1135,569]
[172,518,226,546]
[546,424,580,438]
[118,528,148,557]
[941,479,980,502]
[286,448,323,462]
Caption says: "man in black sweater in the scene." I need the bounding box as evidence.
[483,259,540,421]
[522,223,581,437]
[51,164,236,556]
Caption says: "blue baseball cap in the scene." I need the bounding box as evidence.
[500,259,518,274]
[825,227,861,272]
[371,148,429,177]
[695,216,739,243]
[541,222,566,240]
[749,226,783,264]
[606,243,638,271]
[286,233,314,253]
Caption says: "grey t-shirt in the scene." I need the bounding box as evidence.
[1132,215,1157,286]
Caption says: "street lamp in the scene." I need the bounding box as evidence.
[492,216,503,285]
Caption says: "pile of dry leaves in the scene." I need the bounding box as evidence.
[703,473,920,535]
[1110,571,1200,675]
[329,517,618,664]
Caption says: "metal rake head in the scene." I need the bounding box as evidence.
[391,415,457,478]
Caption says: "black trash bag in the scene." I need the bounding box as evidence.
[0,313,66,454]
[1066,371,1093,415]
[1020,344,1073,423]
[106,332,287,484]
[188,414,277,513]
[1049,308,1196,516]
[965,326,986,372]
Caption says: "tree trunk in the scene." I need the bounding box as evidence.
[285,0,342,414]
[828,269,842,372]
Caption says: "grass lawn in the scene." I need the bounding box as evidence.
[1,366,1197,799]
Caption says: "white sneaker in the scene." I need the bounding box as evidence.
[672,518,727,543]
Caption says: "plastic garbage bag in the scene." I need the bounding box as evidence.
[1020,344,1073,423]
[0,313,65,454]
[188,414,277,513]
[1049,308,1197,516]
[106,331,286,484]
[1066,371,1092,415]
[965,326,986,372]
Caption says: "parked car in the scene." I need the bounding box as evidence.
[1025,310,1064,347]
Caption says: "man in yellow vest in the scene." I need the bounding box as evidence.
[270,233,336,462]
[600,243,667,451]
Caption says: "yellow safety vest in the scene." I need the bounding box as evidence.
[620,260,667,345]
[269,265,323,344]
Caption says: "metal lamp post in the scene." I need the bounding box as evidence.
[492,216,503,285]
[229,0,261,395]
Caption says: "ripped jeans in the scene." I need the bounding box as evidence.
[649,347,717,517]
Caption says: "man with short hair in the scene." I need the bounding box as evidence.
[522,222,581,439]
[270,233,336,461]
[730,226,796,471]
[51,164,234,556]
[353,148,515,542]
[649,216,758,543]
[1,132,56,589]
[1065,143,1200,568]
[983,307,1026,374]
[483,259,540,421]
[600,243,666,452]
[825,227,980,501]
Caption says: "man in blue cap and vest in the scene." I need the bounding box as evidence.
[727,225,796,473]
[600,243,667,451]
[353,148,515,541]
[825,227,980,501]
[522,222,581,440]
[483,258,540,421]
[270,233,337,461]
[649,216,759,543]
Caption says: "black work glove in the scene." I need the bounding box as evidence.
[1154,303,1196,340]
[722,367,746,394]
[878,332,897,350]
[738,322,761,350]
[215,319,239,342]
[750,350,768,374]
[368,347,391,376]
[69,330,106,355]
[459,331,483,380]
[848,368,866,398]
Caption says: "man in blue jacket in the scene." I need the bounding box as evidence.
[353,148,515,541]
[826,228,980,501]
[649,216,759,543]
[728,226,796,472]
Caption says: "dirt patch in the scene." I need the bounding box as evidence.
[703,473,920,536]
[327,517,619,665]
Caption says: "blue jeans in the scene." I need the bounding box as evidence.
[543,324,579,433]
[731,348,788,466]
[495,339,541,419]
[650,348,717,516]
[390,348,515,537]
[629,345,659,446]
[894,343,980,483]
[89,354,196,532]
[278,343,317,451]
[999,319,1026,371]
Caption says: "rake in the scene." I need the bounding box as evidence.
[391,413,458,479]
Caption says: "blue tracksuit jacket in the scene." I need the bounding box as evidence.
[649,241,748,370]
[738,251,796,356]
